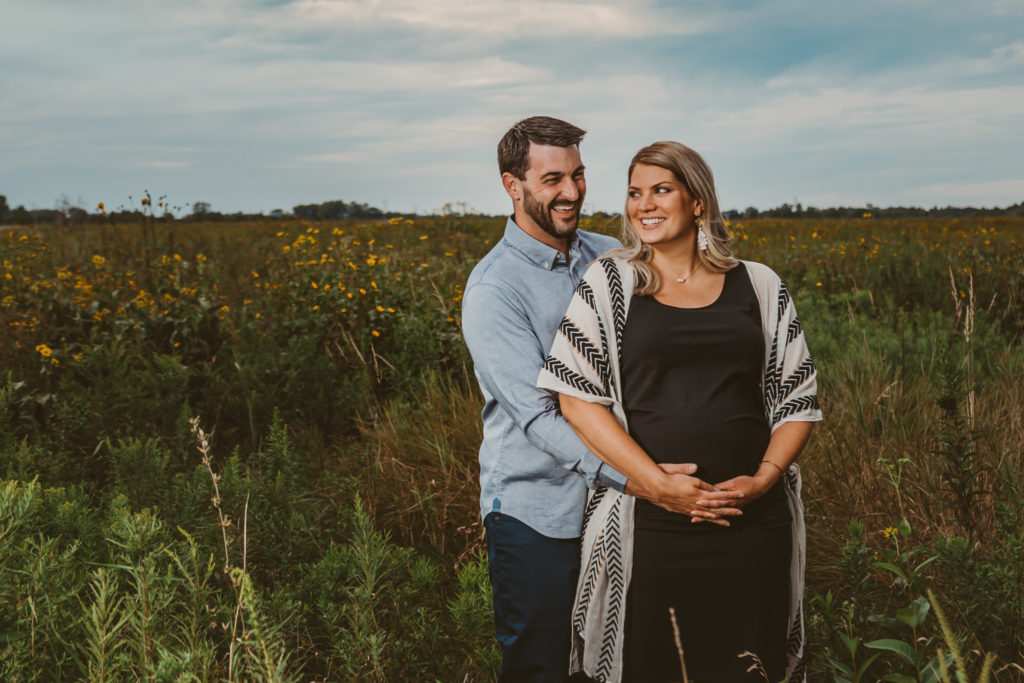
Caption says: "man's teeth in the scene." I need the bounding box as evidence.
[553,204,575,212]
[642,218,664,225]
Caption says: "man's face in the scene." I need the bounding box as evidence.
[517,143,586,239]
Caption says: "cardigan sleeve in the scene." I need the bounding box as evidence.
[765,277,823,430]
[537,264,616,407]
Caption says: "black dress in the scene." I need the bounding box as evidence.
[621,266,792,682]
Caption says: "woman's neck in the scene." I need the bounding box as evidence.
[650,240,700,279]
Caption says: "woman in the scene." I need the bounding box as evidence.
[538,141,821,682]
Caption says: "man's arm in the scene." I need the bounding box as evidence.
[462,282,626,491]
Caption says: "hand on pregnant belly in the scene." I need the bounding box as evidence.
[706,466,779,510]
[653,463,746,526]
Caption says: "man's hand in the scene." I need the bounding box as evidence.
[625,463,745,527]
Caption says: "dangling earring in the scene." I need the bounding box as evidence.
[696,216,709,251]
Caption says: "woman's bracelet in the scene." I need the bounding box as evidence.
[760,459,785,475]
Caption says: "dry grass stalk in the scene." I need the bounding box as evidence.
[669,606,689,683]
[190,415,251,682]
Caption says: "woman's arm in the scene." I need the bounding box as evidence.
[710,421,814,507]
[559,394,745,525]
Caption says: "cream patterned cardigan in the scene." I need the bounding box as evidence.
[537,256,822,683]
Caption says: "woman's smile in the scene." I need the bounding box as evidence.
[627,163,702,246]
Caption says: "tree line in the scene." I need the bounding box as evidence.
[2,194,1022,226]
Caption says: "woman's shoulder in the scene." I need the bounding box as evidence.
[738,259,782,287]
[583,251,631,279]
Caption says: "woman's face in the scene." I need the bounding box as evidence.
[627,163,703,248]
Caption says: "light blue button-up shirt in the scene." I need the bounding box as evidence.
[462,218,627,539]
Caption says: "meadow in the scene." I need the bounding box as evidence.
[1,207,1023,681]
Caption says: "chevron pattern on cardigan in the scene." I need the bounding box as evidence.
[573,526,607,636]
[583,486,607,533]
[600,258,626,356]
[559,316,610,394]
[595,495,623,682]
[577,279,600,315]
[542,356,603,397]
[777,280,792,325]
[774,395,821,423]
[786,317,803,344]
[778,356,817,402]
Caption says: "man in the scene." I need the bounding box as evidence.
[462,116,721,681]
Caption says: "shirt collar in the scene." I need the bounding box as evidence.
[502,216,580,271]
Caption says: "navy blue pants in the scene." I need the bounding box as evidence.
[485,512,581,683]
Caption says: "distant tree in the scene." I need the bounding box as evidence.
[192,201,211,216]
[9,205,31,224]
[0,195,8,223]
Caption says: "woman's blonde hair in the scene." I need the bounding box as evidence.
[607,141,737,295]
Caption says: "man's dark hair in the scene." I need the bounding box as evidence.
[497,116,586,180]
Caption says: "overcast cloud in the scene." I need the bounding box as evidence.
[2,0,1022,215]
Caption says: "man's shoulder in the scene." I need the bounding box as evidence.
[576,229,621,259]
[466,238,517,290]
[464,240,529,315]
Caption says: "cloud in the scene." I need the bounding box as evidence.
[901,178,1024,204]
[139,160,191,169]
[297,152,362,163]
[3,0,1023,213]
[285,0,718,38]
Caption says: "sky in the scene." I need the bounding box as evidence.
[2,0,1023,216]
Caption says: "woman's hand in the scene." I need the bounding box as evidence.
[707,463,781,509]
[647,463,745,526]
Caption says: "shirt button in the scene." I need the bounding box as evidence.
[544,262,550,269]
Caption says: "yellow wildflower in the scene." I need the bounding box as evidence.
[35,343,53,358]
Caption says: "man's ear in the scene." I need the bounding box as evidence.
[502,172,521,202]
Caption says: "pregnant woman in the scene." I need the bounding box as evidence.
[538,141,821,682]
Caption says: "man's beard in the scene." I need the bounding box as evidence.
[523,187,580,239]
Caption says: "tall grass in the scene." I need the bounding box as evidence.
[2,211,1023,679]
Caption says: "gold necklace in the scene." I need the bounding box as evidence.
[675,261,703,284]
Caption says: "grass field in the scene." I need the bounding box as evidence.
[2,211,1023,680]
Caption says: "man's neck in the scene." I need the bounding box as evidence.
[511,210,571,258]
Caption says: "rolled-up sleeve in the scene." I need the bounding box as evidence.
[462,282,626,492]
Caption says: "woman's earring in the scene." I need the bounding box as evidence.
[696,216,709,251]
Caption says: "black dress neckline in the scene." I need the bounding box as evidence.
[649,265,736,311]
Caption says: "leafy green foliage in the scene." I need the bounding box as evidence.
[3,214,1024,678]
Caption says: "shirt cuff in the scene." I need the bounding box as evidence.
[596,461,627,492]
